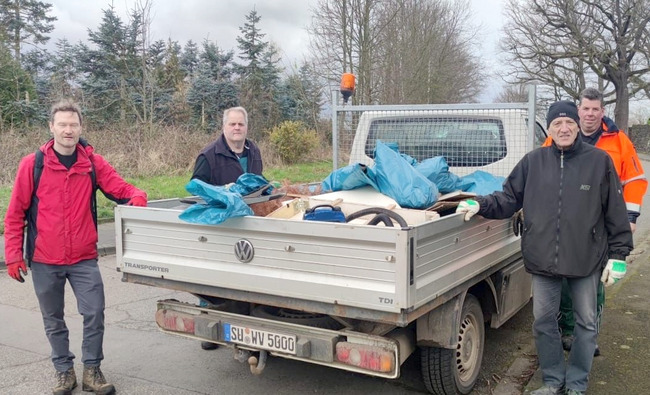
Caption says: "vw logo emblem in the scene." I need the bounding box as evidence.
[234,239,254,263]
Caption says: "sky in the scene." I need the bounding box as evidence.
[46,0,507,100]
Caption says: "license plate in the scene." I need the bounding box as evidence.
[224,323,297,355]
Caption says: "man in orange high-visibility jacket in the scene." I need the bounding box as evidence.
[542,88,647,357]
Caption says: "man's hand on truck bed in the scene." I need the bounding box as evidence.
[456,199,479,221]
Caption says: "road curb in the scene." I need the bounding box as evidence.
[493,341,538,394]
[98,246,116,257]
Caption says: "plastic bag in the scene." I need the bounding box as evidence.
[457,170,505,195]
[179,179,253,225]
[384,141,417,166]
[321,163,378,192]
[373,141,438,208]
[416,156,461,194]
[227,173,273,196]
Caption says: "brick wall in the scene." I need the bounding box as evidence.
[629,125,650,154]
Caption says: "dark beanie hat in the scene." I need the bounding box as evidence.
[547,100,579,127]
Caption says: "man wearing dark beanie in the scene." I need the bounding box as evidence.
[546,100,580,128]
[456,100,633,395]
[554,88,647,360]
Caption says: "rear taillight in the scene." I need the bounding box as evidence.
[336,342,395,373]
[155,309,196,334]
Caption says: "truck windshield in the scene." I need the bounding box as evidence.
[365,117,507,166]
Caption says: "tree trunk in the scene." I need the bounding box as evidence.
[614,82,630,132]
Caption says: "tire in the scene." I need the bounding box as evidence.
[420,294,485,395]
[250,305,343,330]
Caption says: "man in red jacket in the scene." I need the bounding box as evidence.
[4,99,147,395]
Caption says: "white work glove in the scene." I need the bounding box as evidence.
[601,259,627,287]
[456,199,480,221]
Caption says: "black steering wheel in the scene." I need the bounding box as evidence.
[345,207,408,228]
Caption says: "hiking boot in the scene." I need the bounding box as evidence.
[201,341,219,350]
[530,385,564,395]
[53,367,77,395]
[82,365,115,394]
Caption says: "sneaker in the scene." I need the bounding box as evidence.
[53,367,77,395]
[82,365,116,394]
[201,341,219,350]
[530,385,564,395]
[594,344,601,356]
[566,389,585,395]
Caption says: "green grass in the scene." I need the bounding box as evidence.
[264,160,333,184]
[1,160,334,234]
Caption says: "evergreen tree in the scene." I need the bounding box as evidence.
[21,47,49,105]
[180,40,199,79]
[162,39,190,125]
[187,62,238,130]
[0,0,56,62]
[0,45,38,129]
[278,63,324,131]
[235,9,283,138]
[76,5,143,126]
[186,40,238,129]
[47,38,79,100]
[201,39,235,81]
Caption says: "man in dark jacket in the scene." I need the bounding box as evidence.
[191,106,263,185]
[4,99,147,395]
[191,106,263,350]
[456,100,633,395]
[546,88,648,355]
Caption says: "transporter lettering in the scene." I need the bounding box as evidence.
[124,262,169,273]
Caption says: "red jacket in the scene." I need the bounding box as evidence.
[4,140,147,265]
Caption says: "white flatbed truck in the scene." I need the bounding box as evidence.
[116,98,547,394]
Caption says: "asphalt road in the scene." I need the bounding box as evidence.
[0,251,540,394]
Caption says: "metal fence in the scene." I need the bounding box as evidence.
[330,88,546,178]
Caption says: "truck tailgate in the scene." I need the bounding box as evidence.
[116,200,520,315]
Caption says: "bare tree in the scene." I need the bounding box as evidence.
[494,84,529,103]
[309,0,484,104]
[501,0,650,131]
[376,0,484,103]
[308,0,385,104]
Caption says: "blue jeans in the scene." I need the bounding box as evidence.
[31,259,106,372]
[532,269,600,392]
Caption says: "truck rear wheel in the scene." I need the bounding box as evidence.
[420,294,484,394]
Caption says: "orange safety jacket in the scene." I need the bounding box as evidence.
[543,117,647,221]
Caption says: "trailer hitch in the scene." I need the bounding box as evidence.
[248,350,268,375]
[233,348,268,375]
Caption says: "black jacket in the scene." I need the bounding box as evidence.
[191,134,263,185]
[476,137,633,278]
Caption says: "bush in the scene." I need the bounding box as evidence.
[268,121,319,164]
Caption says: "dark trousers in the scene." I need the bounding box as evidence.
[31,259,106,372]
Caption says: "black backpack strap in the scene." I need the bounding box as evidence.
[33,149,45,192]
[79,138,98,228]
[26,149,45,265]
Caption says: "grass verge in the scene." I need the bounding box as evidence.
[1,160,334,235]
